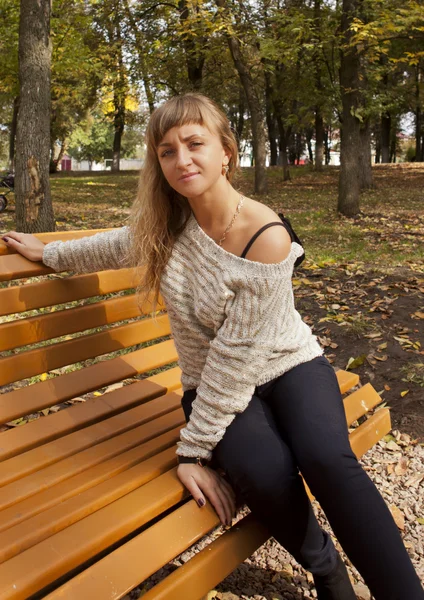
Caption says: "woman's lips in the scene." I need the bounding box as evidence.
[179,172,199,181]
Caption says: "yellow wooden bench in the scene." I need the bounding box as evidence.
[0,230,392,600]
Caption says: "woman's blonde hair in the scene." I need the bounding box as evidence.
[128,93,239,315]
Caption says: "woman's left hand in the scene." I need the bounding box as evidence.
[177,463,236,527]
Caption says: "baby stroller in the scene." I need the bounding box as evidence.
[0,172,14,213]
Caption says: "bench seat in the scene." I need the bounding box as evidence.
[0,230,391,600]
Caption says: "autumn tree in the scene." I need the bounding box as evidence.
[15,0,55,231]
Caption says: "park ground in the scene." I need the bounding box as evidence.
[1,163,423,440]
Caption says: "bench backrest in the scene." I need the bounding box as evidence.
[0,230,178,457]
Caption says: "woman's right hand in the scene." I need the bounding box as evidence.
[1,231,45,262]
[177,463,237,527]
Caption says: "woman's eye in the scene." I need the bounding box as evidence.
[190,142,203,148]
[161,149,174,157]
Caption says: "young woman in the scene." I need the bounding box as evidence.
[2,94,423,600]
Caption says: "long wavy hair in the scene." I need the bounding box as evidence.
[127,93,240,315]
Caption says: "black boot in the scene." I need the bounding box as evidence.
[313,553,357,599]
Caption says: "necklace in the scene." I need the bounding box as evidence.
[218,195,244,246]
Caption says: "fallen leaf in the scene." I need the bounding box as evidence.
[400,390,409,397]
[373,354,388,361]
[346,354,367,370]
[5,417,25,427]
[389,505,405,530]
[405,473,424,488]
[39,373,48,382]
[394,457,409,476]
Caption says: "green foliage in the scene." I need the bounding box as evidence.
[68,112,114,165]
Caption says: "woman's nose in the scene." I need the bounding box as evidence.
[175,148,192,169]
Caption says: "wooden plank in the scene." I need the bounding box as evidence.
[0,339,178,424]
[0,408,184,510]
[43,500,227,600]
[0,432,180,537]
[0,441,183,563]
[0,314,171,386]
[350,408,392,459]
[0,230,112,257]
[0,253,52,282]
[335,369,359,395]
[0,469,186,600]
[0,269,139,317]
[0,392,182,487]
[142,513,267,600]
[0,370,181,461]
[0,294,143,352]
[344,383,383,426]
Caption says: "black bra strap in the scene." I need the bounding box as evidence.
[241,221,291,259]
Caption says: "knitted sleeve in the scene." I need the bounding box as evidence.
[42,227,133,273]
[176,271,296,461]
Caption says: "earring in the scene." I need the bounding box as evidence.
[222,164,229,176]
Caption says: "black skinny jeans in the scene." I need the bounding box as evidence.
[181,355,424,600]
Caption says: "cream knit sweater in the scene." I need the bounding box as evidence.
[43,213,323,461]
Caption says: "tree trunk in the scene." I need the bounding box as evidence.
[236,89,245,150]
[337,0,361,217]
[390,136,397,163]
[313,0,324,171]
[224,34,267,193]
[381,111,391,163]
[264,65,278,166]
[9,97,19,171]
[315,108,324,171]
[178,0,205,89]
[15,0,55,232]
[359,118,373,190]
[324,128,331,165]
[111,15,125,173]
[306,128,314,163]
[112,95,125,172]
[123,0,155,114]
[276,121,291,181]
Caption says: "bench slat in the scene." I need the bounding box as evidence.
[0,469,185,600]
[0,393,182,488]
[0,443,182,563]
[0,340,178,424]
[44,500,226,600]
[334,369,359,394]
[0,294,144,352]
[0,371,180,461]
[0,254,52,282]
[0,431,180,537]
[344,383,383,426]
[0,230,112,257]
[0,408,184,510]
[143,513,267,600]
[0,269,138,316]
[349,408,392,458]
[0,315,171,386]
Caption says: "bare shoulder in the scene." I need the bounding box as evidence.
[241,198,292,264]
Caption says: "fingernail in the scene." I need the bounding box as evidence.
[2,237,8,242]
[197,498,205,507]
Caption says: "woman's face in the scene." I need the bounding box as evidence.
[157,123,229,198]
